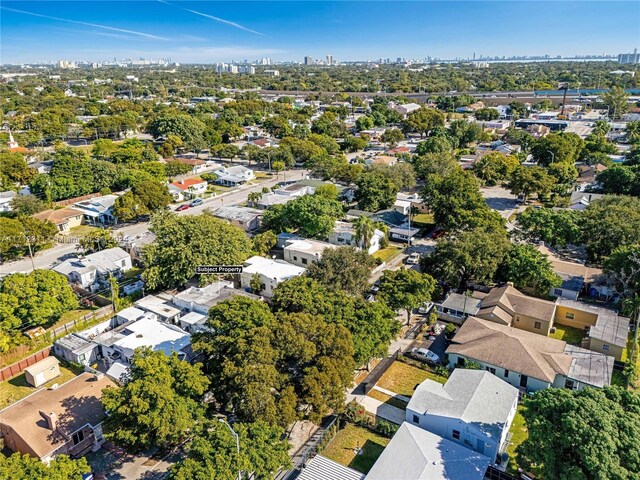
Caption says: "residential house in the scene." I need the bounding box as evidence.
[328,221,384,255]
[96,316,190,366]
[575,164,607,192]
[169,177,208,201]
[568,191,605,211]
[389,224,420,243]
[537,244,612,299]
[365,155,397,167]
[393,199,412,215]
[23,357,61,388]
[240,256,305,297]
[0,373,114,462]
[213,166,255,186]
[276,232,303,249]
[53,247,132,291]
[134,295,182,323]
[211,206,263,232]
[33,208,84,234]
[255,192,294,209]
[70,195,119,225]
[171,280,259,316]
[392,102,421,118]
[396,192,428,213]
[555,298,629,361]
[436,292,484,324]
[53,334,99,366]
[0,191,17,212]
[446,317,614,392]
[283,239,335,267]
[366,422,491,480]
[169,157,212,175]
[406,369,519,463]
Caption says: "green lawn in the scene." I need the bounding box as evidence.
[367,389,408,410]
[372,246,403,263]
[549,325,585,346]
[377,361,444,397]
[322,424,390,474]
[411,213,434,226]
[69,224,100,237]
[0,363,83,409]
[506,405,528,475]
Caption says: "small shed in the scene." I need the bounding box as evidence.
[23,356,61,388]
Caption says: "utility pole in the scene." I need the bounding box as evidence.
[218,418,241,480]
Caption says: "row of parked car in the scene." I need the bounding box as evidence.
[175,198,204,211]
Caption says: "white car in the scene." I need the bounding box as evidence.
[411,347,440,364]
[406,252,421,265]
[418,302,434,314]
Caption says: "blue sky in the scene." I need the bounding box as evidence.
[1,1,639,64]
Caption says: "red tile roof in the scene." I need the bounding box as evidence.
[171,177,207,190]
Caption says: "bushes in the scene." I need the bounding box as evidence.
[343,401,399,438]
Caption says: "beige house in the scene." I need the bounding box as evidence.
[0,372,114,462]
[33,208,84,234]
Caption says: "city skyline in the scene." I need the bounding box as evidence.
[1,1,639,64]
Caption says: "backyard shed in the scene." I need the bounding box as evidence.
[23,356,61,387]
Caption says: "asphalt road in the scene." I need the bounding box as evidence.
[0,168,307,275]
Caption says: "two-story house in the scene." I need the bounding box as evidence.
[240,256,305,297]
[283,239,335,267]
[405,369,518,463]
[328,221,384,255]
[169,177,208,201]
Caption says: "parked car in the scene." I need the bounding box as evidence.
[406,252,421,265]
[176,204,190,211]
[370,281,381,294]
[431,228,446,239]
[418,301,434,314]
[189,198,204,207]
[411,347,440,365]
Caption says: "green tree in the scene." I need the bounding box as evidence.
[581,195,640,261]
[402,107,445,137]
[101,348,209,450]
[262,194,343,239]
[252,230,277,256]
[415,135,453,155]
[502,244,561,296]
[601,86,631,120]
[507,165,555,203]
[604,244,640,298]
[169,420,291,480]
[355,171,399,212]
[474,107,500,121]
[378,269,437,325]
[473,152,520,186]
[425,228,511,289]
[515,207,583,247]
[78,228,118,254]
[307,246,375,296]
[518,387,640,480]
[249,272,263,294]
[531,133,585,166]
[113,191,148,222]
[381,127,404,147]
[0,270,78,328]
[0,453,91,480]
[356,115,374,131]
[354,215,376,251]
[142,211,253,290]
[132,180,171,212]
[368,162,416,190]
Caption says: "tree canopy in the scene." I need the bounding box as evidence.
[378,269,437,324]
[306,246,376,296]
[0,453,90,480]
[262,193,343,239]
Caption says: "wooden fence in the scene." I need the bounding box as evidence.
[0,347,51,382]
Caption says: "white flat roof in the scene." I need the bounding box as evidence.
[242,256,305,281]
[115,318,190,356]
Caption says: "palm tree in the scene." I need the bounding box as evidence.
[354,215,375,250]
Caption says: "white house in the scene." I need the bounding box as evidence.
[211,206,263,232]
[328,221,383,255]
[392,102,421,118]
[171,280,259,315]
[240,256,305,297]
[214,166,255,186]
[283,239,335,267]
[71,195,119,225]
[53,247,132,291]
[0,191,17,212]
[134,295,182,323]
[366,422,491,480]
[169,177,208,201]
[406,369,519,463]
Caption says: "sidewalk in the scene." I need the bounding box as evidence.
[372,385,411,403]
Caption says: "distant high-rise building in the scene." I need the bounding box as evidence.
[326,55,333,66]
[304,56,313,65]
[618,48,640,64]
[261,57,271,65]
